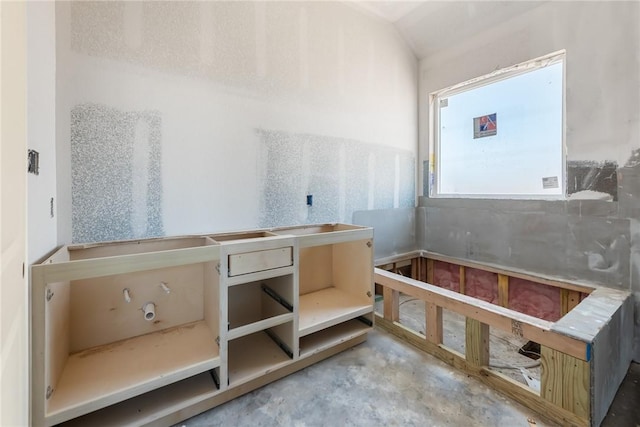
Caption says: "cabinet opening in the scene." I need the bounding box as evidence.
[227,275,294,339]
[299,317,372,357]
[227,328,293,387]
[298,239,373,336]
[40,238,220,425]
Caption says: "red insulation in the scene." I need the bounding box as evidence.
[432,261,460,292]
[508,277,561,322]
[465,268,498,304]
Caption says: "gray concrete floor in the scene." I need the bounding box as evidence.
[177,293,640,426]
[178,330,554,427]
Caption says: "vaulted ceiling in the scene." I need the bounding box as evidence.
[352,1,547,59]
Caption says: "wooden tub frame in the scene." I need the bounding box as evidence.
[374,251,633,427]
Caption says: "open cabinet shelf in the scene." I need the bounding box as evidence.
[299,318,372,357]
[228,330,293,387]
[59,371,219,427]
[47,321,219,425]
[299,287,372,337]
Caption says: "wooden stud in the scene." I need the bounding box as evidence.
[382,286,400,322]
[425,302,443,344]
[465,318,489,366]
[459,265,466,294]
[562,289,582,315]
[426,258,434,284]
[411,258,419,280]
[498,274,509,308]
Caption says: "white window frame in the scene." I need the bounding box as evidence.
[428,50,567,199]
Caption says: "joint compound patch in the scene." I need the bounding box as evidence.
[256,129,415,228]
[71,104,164,243]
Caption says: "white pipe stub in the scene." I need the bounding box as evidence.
[143,302,156,321]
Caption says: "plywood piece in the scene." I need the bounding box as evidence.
[227,331,291,386]
[45,281,70,409]
[425,302,443,344]
[562,352,590,419]
[68,237,207,260]
[383,286,399,322]
[298,287,373,337]
[228,247,292,277]
[46,321,219,425]
[60,372,218,427]
[299,319,370,357]
[227,313,293,340]
[39,245,221,284]
[299,245,334,295]
[272,224,372,248]
[228,280,292,330]
[333,238,374,299]
[465,318,489,366]
[69,264,205,352]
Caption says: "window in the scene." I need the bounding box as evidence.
[429,51,565,198]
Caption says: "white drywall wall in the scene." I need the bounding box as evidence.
[0,1,29,425]
[418,1,640,196]
[27,1,57,264]
[56,1,417,243]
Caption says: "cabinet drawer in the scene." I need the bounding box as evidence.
[228,247,293,277]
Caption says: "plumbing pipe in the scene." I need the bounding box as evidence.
[160,282,171,294]
[143,302,156,321]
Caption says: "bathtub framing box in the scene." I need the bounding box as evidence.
[31,224,374,426]
[375,251,633,427]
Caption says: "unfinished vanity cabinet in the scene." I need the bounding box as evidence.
[272,224,374,357]
[209,232,297,387]
[31,223,374,426]
[31,237,222,426]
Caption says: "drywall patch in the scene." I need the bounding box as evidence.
[257,129,415,228]
[71,104,163,243]
[567,160,618,201]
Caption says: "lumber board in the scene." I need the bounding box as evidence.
[459,265,466,294]
[465,318,489,366]
[374,268,589,361]
[426,258,434,283]
[32,245,221,284]
[383,287,400,322]
[498,274,509,308]
[425,302,443,344]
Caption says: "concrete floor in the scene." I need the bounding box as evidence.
[177,330,554,427]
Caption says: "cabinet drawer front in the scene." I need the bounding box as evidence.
[228,247,293,276]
